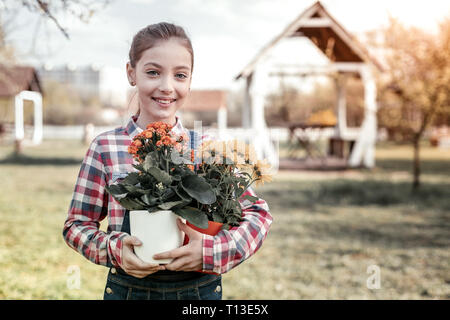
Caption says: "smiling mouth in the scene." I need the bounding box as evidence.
[152,97,176,105]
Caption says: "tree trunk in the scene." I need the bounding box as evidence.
[412,138,421,190]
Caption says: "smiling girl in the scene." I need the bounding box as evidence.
[63,22,272,300]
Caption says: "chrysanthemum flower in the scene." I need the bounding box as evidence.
[253,159,273,186]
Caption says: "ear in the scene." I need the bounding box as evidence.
[126,62,136,86]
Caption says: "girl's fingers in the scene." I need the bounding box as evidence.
[126,266,164,278]
[153,244,189,260]
[165,256,191,271]
[122,246,165,272]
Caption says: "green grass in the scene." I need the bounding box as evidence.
[0,139,449,299]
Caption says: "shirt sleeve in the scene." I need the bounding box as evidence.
[62,137,128,268]
[201,186,273,274]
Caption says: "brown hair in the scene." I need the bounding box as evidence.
[129,22,194,72]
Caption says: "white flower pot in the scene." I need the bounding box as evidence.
[129,210,184,264]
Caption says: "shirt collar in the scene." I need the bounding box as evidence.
[125,115,186,139]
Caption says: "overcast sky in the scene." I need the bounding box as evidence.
[5,0,450,98]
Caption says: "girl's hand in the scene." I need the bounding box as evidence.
[153,219,203,272]
[120,235,166,278]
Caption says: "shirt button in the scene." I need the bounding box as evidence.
[111,268,117,274]
[215,285,221,293]
[106,287,113,295]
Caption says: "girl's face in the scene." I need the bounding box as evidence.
[127,38,192,126]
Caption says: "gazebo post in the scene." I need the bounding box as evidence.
[348,66,377,168]
[242,75,252,129]
[335,74,348,138]
[248,62,279,169]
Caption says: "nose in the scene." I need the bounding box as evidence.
[159,75,174,94]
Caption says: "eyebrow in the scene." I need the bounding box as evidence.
[143,62,190,71]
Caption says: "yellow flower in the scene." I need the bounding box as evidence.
[226,140,246,164]
[245,144,258,164]
[253,159,273,187]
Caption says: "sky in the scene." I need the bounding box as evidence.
[3,0,450,103]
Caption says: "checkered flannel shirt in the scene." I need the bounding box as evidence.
[63,116,272,274]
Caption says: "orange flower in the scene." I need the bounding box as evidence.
[128,145,138,154]
[161,135,174,146]
[133,139,142,147]
[156,140,163,147]
[144,130,153,139]
[156,128,166,137]
[147,121,173,132]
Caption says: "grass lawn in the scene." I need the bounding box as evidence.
[0,139,449,299]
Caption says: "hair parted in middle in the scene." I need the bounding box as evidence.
[128,22,194,73]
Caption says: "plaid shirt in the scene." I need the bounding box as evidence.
[63,116,272,274]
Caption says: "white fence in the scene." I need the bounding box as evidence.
[1,124,388,144]
[42,125,117,140]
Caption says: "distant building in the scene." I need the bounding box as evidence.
[0,64,43,144]
[0,64,42,99]
[177,89,228,130]
[37,64,100,99]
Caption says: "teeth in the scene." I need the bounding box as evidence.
[155,98,173,104]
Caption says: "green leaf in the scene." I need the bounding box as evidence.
[116,197,145,210]
[105,184,128,196]
[243,194,259,203]
[212,212,224,223]
[132,163,144,172]
[174,185,192,202]
[160,188,176,201]
[143,152,158,171]
[158,200,185,210]
[141,194,158,206]
[123,184,147,195]
[173,206,209,229]
[147,167,172,185]
[122,172,140,185]
[181,175,216,205]
[224,199,236,211]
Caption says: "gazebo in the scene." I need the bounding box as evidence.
[0,65,43,145]
[235,1,383,168]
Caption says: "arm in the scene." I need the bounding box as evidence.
[62,138,128,267]
[202,187,273,274]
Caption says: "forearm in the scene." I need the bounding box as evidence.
[202,192,272,274]
[63,218,128,267]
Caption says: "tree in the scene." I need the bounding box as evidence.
[0,0,111,39]
[376,18,450,190]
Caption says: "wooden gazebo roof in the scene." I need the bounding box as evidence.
[0,65,43,98]
[235,1,383,80]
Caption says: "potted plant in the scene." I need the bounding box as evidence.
[183,139,273,242]
[105,122,216,264]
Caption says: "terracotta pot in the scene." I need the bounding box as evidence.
[183,220,223,275]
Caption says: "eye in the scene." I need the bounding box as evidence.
[146,70,159,76]
[175,73,188,79]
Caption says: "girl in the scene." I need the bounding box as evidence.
[63,22,273,300]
